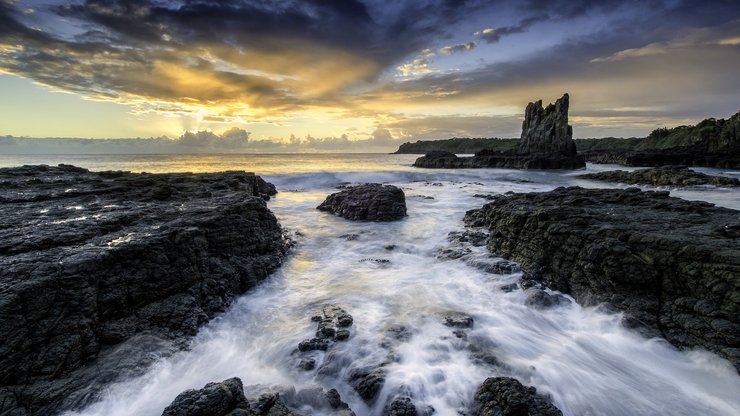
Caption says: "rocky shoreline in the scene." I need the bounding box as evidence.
[578,166,739,187]
[466,186,740,370]
[0,165,290,415]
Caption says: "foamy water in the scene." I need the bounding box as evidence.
[4,154,737,415]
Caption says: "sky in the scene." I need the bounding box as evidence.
[0,0,739,152]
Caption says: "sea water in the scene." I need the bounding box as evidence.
[2,154,738,415]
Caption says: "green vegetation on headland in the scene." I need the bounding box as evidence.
[394,137,519,154]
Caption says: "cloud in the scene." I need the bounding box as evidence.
[474,14,547,43]
[396,58,433,77]
[176,127,250,148]
[439,42,476,54]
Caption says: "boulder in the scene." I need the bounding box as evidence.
[0,165,288,415]
[474,186,740,369]
[472,377,562,416]
[317,184,407,221]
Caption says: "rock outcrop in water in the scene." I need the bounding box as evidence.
[317,184,407,221]
[162,378,355,416]
[0,164,289,415]
[413,94,585,170]
[578,166,739,187]
[467,187,740,369]
[473,377,562,416]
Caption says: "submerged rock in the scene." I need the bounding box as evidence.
[578,165,740,187]
[317,184,407,221]
[472,377,562,416]
[414,95,584,170]
[0,165,288,415]
[475,186,740,369]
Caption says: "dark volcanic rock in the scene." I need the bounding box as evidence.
[349,367,387,404]
[317,184,407,221]
[518,94,576,155]
[579,166,739,187]
[161,378,305,416]
[0,165,288,415]
[476,186,740,369]
[161,377,252,416]
[386,396,418,416]
[414,94,584,170]
[472,377,562,416]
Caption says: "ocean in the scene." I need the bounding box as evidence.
[3,154,739,415]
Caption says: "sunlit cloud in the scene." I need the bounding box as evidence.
[0,1,739,142]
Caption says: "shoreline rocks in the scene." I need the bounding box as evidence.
[414,94,585,170]
[317,184,407,221]
[468,187,740,369]
[0,165,289,415]
[578,165,739,187]
[473,377,562,416]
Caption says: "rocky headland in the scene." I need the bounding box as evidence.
[413,94,585,170]
[577,111,740,168]
[0,164,289,415]
[317,184,407,221]
[466,187,740,369]
[579,166,739,187]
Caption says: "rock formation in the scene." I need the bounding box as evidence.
[0,165,289,415]
[518,93,576,155]
[472,377,562,416]
[317,184,407,221]
[414,94,585,169]
[467,187,740,369]
[579,166,739,187]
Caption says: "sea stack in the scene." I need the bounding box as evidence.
[519,93,577,156]
[414,94,585,169]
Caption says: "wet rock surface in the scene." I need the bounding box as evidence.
[0,164,288,415]
[578,165,739,187]
[414,95,585,170]
[317,184,407,221]
[474,186,740,369]
[162,378,357,416]
[472,377,562,416]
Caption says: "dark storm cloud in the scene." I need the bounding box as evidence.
[1,0,739,138]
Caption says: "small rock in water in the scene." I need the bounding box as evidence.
[525,289,571,309]
[298,338,330,352]
[298,358,316,371]
[473,377,562,416]
[317,183,407,221]
[386,396,417,416]
[340,233,360,241]
[442,312,474,328]
[384,244,397,251]
[349,367,387,404]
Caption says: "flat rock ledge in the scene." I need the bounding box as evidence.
[413,150,585,170]
[579,166,739,187]
[473,377,562,416]
[317,184,407,221]
[467,186,740,370]
[0,164,289,415]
